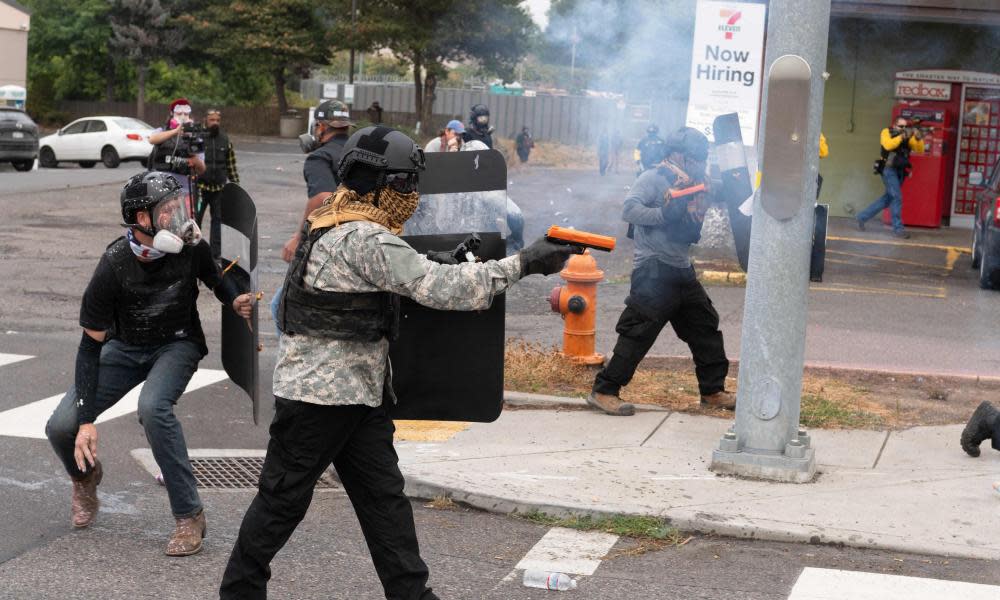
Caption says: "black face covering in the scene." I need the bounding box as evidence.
[208,125,220,137]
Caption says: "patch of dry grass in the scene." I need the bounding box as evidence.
[495,138,597,170]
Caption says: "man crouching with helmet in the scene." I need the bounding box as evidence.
[219,126,579,600]
[45,171,254,556]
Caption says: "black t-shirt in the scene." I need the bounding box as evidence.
[303,134,349,198]
[79,237,230,356]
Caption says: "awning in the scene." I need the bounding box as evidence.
[833,0,1000,27]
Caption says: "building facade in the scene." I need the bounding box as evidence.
[0,0,30,89]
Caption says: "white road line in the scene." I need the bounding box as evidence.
[0,368,228,439]
[788,567,1000,600]
[0,353,32,368]
[514,527,619,576]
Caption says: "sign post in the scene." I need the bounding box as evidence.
[710,0,832,483]
[685,1,767,143]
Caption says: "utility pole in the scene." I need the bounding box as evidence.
[710,0,832,483]
[348,0,358,85]
[569,24,578,86]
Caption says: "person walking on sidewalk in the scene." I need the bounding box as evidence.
[219,126,579,599]
[856,116,924,239]
[588,127,734,416]
[45,171,253,556]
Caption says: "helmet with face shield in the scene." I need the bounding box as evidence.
[120,171,201,254]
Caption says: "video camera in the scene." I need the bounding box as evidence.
[177,121,207,156]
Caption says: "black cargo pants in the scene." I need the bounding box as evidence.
[220,397,439,600]
[593,260,729,397]
[196,187,222,259]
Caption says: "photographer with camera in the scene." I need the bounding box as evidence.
[148,99,207,209]
[856,116,925,239]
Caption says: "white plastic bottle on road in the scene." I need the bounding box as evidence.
[523,570,577,591]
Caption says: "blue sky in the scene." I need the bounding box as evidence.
[523,0,551,30]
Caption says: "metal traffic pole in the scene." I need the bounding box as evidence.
[710,0,832,483]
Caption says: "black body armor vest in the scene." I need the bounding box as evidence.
[277,227,400,342]
[200,131,231,186]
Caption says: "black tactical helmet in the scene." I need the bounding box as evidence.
[315,99,352,128]
[664,127,709,162]
[337,126,425,188]
[120,171,183,225]
[470,104,490,120]
[646,124,659,136]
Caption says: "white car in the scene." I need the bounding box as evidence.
[38,116,154,169]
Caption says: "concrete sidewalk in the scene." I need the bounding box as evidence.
[396,399,1000,561]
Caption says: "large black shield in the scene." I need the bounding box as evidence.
[712,113,753,272]
[217,182,261,424]
[387,149,508,422]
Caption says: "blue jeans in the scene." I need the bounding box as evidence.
[858,167,905,232]
[270,284,283,337]
[46,339,204,518]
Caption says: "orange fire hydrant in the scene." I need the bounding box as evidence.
[549,250,604,365]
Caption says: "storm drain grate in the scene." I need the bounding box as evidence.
[189,456,336,489]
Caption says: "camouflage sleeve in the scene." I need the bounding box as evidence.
[368,232,522,310]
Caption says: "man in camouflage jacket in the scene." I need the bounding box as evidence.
[219,126,578,600]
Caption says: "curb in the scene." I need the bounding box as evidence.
[400,477,998,561]
[698,270,747,285]
[503,390,668,412]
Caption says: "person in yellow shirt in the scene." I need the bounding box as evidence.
[817,132,828,198]
[856,117,925,238]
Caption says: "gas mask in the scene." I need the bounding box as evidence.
[146,192,201,254]
[299,122,325,154]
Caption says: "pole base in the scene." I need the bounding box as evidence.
[710,447,816,483]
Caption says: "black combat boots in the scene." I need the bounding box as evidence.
[960,401,999,458]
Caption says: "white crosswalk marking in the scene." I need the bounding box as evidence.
[0,353,32,368]
[788,567,1000,600]
[0,368,229,439]
[515,527,619,576]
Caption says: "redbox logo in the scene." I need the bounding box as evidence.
[895,80,951,101]
[719,9,742,40]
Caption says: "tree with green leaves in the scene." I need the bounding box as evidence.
[108,0,186,120]
[184,0,333,113]
[351,0,536,128]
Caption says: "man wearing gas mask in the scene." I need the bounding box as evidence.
[220,126,579,599]
[285,99,353,262]
[45,171,254,557]
[463,103,494,149]
[196,108,240,259]
[588,127,734,416]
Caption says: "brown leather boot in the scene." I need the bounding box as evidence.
[587,392,635,416]
[700,391,736,410]
[165,510,207,557]
[71,460,103,529]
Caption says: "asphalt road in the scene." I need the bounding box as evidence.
[2,137,1000,598]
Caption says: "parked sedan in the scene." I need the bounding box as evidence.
[38,116,154,169]
[0,108,39,171]
[971,156,1000,289]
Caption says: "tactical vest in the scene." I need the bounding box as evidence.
[200,131,231,187]
[881,130,912,170]
[277,226,400,342]
[104,237,204,348]
[150,120,189,174]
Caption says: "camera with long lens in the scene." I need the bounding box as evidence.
[155,122,207,174]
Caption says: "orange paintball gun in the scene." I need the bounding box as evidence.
[545,226,616,252]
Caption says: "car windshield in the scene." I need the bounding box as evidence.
[113,118,153,131]
[0,110,34,125]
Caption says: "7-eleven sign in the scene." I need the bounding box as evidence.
[719,8,743,40]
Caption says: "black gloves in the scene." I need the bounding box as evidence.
[519,238,582,277]
[426,234,482,265]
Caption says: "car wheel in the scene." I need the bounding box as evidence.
[11,160,32,172]
[979,229,997,290]
[972,223,982,269]
[79,161,96,169]
[39,147,57,168]
[101,146,121,169]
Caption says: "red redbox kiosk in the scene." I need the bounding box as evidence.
[882,104,955,228]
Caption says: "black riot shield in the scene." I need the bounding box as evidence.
[387,149,508,422]
[217,182,261,424]
[712,113,753,272]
